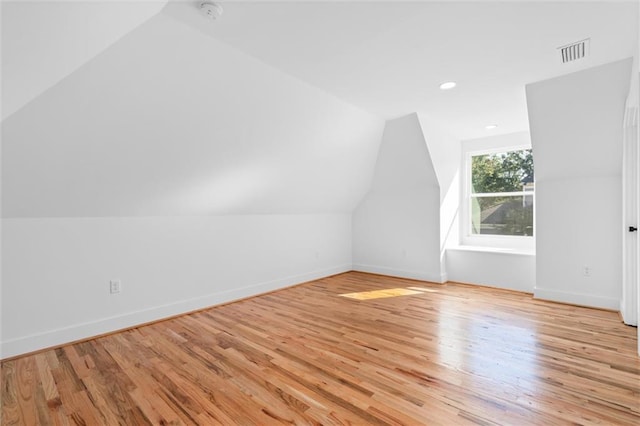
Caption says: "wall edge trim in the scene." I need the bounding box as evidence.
[533,287,620,311]
[352,263,445,283]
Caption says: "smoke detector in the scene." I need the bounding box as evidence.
[200,2,223,20]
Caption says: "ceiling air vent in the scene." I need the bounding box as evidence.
[558,38,590,63]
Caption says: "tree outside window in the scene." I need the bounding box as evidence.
[470,149,534,237]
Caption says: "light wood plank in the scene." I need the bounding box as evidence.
[2,271,639,425]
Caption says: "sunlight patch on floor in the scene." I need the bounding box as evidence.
[339,288,424,300]
[407,286,439,293]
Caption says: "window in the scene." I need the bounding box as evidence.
[466,148,534,242]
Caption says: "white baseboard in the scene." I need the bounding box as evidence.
[620,299,638,326]
[0,265,351,359]
[534,287,620,310]
[352,264,445,283]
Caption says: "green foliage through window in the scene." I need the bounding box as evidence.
[470,149,534,237]
[471,149,533,194]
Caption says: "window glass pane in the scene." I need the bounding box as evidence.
[471,195,534,236]
[471,149,534,194]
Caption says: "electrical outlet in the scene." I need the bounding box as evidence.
[110,280,121,294]
[583,266,591,277]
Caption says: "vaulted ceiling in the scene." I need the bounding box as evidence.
[2,6,383,217]
[2,1,638,218]
[4,1,637,138]
[1,1,168,120]
[165,0,638,139]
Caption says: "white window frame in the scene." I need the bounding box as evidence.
[460,143,535,251]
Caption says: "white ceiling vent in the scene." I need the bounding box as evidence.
[558,39,590,63]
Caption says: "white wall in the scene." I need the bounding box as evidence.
[446,248,535,293]
[1,9,383,358]
[2,11,383,217]
[1,215,351,358]
[1,1,167,121]
[0,0,4,356]
[637,5,640,354]
[418,114,461,280]
[621,53,638,326]
[534,177,622,308]
[353,113,442,282]
[446,131,535,292]
[527,59,632,310]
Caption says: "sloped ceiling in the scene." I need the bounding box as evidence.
[1,7,383,217]
[1,1,168,121]
[5,1,637,137]
[165,0,638,140]
[2,1,638,218]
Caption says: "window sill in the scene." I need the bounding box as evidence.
[447,245,535,256]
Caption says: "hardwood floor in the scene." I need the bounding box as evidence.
[2,271,639,425]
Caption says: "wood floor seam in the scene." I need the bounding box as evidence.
[2,271,638,425]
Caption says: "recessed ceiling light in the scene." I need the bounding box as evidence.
[439,81,457,90]
[485,124,498,130]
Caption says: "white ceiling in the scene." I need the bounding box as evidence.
[2,1,638,139]
[2,10,385,217]
[164,0,638,139]
[1,1,168,121]
[2,1,637,218]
